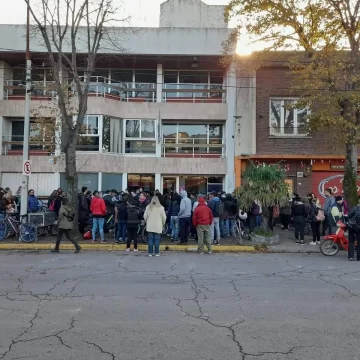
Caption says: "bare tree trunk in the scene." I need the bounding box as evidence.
[343,143,358,209]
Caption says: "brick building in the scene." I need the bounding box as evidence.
[234,54,359,202]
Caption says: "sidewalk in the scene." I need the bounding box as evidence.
[0,226,321,253]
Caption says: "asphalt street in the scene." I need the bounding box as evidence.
[0,251,359,360]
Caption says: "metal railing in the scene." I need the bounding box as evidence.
[162,137,225,158]
[269,126,310,137]
[1,135,55,155]
[3,78,157,102]
[162,83,226,103]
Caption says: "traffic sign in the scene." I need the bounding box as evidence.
[23,160,31,176]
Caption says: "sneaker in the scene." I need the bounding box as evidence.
[349,258,354,261]
[295,239,300,244]
[134,249,138,252]
[284,229,289,232]
[101,240,107,243]
[300,240,305,245]
[316,241,321,245]
[216,243,220,246]
[50,249,59,253]
[92,240,98,243]
[155,254,160,257]
[74,246,81,253]
[125,248,130,252]
[309,241,317,246]
[148,254,153,257]
[197,251,204,255]
[208,251,212,254]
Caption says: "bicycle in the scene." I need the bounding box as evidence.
[0,215,37,243]
[139,222,169,243]
[232,218,250,245]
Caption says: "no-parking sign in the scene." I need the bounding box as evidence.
[23,160,31,176]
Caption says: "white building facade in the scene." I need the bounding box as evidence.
[0,0,239,197]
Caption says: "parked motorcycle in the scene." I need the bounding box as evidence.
[320,220,357,256]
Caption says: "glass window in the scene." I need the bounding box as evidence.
[126,120,140,138]
[13,68,25,81]
[210,71,223,84]
[102,173,122,192]
[164,71,178,83]
[125,140,156,154]
[92,70,109,82]
[141,120,156,138]
[269,99,309,137]
[179,71,208,84]
[60,173,98,192]
[78,115,100,151]
[135,70,156,83]
[110,70,133,83]
[127,174,155,193]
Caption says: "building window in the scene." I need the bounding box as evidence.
[60,173,98,192]
[77,115,100,151]
[124,119,156,154]
[127,174,155,193]
[102,173,122,192]
[162,123,224,157]
[269,99,309,137]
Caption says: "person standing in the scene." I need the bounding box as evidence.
[291,195,307,245]
[51,197,81,253]
[90,191,107,243]
[177,190,192,245]
[208,192,223,245]
[329,196,344,235]
[192,197,213,254]
[115,196,128,244]
[27,189,39,213]
[347,196,360,261]
[126,200,142,252]
[78,187,89,234]
[144,196,166,257]
[323,188,335,235]
[280,202,291,231]
[308,197,322,245]
[169,192,181,242]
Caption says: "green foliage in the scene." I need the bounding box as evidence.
[253,228,274,237]
[235,163,290,211]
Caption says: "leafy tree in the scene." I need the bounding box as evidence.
[235,163,290,231]
[25,0,126,213]
[225,0,360,207]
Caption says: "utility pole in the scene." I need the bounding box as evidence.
[20,2,31,220]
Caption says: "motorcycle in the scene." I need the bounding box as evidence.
[320,220,357,256]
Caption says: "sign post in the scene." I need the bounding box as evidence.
[23,160,31,176]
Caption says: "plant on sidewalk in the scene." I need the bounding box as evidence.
[235,163,290,234]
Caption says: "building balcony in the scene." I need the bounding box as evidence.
[1,135,55,155]
[269,126,310,138]
[162,137,225,158]
[162,83,225,103]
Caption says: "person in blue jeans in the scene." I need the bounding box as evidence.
[90,191,107,243]
[144,196,166,256]
[115,196,128,244]
[169,193,181,241]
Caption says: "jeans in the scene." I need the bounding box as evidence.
[92,217,105,241]
[179,217,191,243]
[348,231,360,260]
[256,215,262,228]
[55,229,80,250]
[211,217,221,242]
[197,225,211,252]
[225,217,235,236]
[148,232,161,254]
[293,216,305,240]
[170,216,179,240]
[310,221,321,242]
[116,221,127,241]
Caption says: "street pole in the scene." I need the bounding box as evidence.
[20,3,31,220]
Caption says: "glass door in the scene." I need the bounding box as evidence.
[162,176,177,195]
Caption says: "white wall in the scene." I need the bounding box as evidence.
[160,0,227,29]
[0,173,57,197]
[0,61,13,100]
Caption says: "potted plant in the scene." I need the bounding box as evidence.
[235,162,290,245]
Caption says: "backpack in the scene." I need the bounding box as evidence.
[251,203,260,215]
[49,199,56,211]
[348,206,360,231]
[315,209,325,221]
[214,201,224,217]
[127,206,140,225]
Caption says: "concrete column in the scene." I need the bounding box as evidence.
[98,172,103,192]
[0,116,3,155]
[156,63,163,103]
[155,173,161,191]
[0,61,12,100]
[122,173,128,191]
[54,172,61,189]
[225,63,236,193]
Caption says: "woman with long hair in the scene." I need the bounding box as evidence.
[144,196,166,257]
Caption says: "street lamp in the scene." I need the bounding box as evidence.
[20,2,32,220]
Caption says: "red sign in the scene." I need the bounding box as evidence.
[312,171,360,202]
[22,160,31,176]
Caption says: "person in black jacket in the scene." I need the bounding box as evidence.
[308,197,321,245]
[347,196,360,261]
[224,194,238,236]
[78,187,89,234]
[115,196,128,244]
[291,195,307,245]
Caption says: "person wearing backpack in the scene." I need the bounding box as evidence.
[308,197,323,245]
[347,196,360,261]
[208,192,223,245]
[126,199,142,252]
[51,197,81,253]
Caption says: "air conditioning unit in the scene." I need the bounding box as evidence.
[297,172,304,178]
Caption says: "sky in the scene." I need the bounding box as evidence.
[0,0,230,26]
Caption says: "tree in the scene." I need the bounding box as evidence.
[25,0,126,211]
[235,163,290,231]
[225,0,360,207]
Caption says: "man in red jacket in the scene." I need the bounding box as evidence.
[192,197,213,254]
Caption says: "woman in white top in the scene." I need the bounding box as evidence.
[144,196,167,257]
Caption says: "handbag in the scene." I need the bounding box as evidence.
[315,209,325,221]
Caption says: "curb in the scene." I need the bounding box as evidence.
[0,243,256,253]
